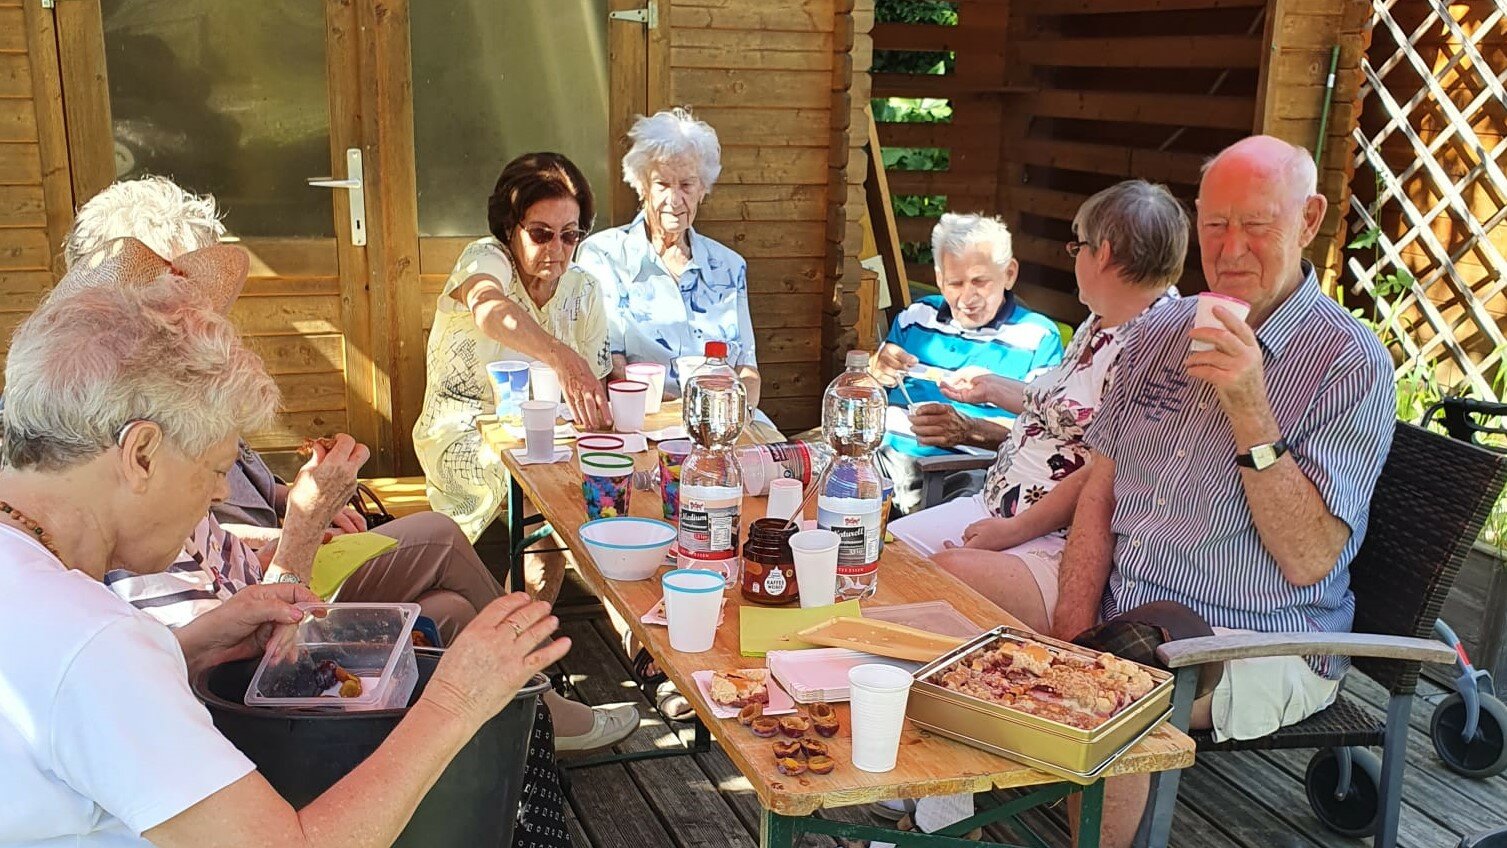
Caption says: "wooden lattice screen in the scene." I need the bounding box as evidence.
[1348,0,1507,397]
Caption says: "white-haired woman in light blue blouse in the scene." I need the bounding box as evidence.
[576,108,783,442]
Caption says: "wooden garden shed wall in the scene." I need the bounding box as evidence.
[872,0,1372,326]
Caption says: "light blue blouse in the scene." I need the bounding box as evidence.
[576,213,758,394]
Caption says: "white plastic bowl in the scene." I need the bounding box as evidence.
[579,517,677,581]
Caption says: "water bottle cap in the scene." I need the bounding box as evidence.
[845,350,869,368]
[704,341,728,358]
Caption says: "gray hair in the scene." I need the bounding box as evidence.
[64,176,224,268]
[931,213,1014,271]
[621,108,723,200]
[3,276,277,471]
[1072,180,1189,288]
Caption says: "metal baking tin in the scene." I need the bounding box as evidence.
[906,626,1174,785]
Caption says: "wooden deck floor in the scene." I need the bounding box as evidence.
[545,581,1507,848]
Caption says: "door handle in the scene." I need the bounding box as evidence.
[306,148,367,247]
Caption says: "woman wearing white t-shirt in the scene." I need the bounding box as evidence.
[0,251,567,847]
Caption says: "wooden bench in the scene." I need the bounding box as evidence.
[359,476,431,519]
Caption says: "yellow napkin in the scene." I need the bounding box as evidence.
[739,600,863,657]
[309,532,400,599]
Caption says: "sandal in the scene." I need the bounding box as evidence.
[633,648,697,722]
[632,647,667,688]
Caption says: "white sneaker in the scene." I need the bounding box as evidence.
[870,799,914,821]
[554,703,639,752]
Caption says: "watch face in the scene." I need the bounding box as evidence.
[1252,444,1277,468]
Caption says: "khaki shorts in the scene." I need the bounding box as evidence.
[1209,626,1341,742]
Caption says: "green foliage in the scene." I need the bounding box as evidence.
[882,147,950,171]
[872,50,955,75]
[892,194,946,218]
[871,97,953,124]
[876,0,958,25]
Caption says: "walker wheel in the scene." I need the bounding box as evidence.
[1431,692,1507,779]
[1305,747,1381,838]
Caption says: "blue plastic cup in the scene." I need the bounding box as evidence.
[487,360,531,419]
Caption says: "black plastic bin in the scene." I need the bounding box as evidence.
[193,648,546,848]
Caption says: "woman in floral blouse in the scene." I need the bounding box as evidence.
[889,180,1188,635]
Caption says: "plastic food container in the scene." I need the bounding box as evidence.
[907,626,1174,784]
[246,602,420,712]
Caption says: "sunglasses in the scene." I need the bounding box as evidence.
[522,225,587,248]
[1065,240,1090,258]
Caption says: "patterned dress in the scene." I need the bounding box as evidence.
[413,238,612,541]
[981,291,1178,527]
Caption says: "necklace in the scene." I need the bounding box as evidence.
[0,501,64,561]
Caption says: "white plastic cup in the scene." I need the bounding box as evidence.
[521,400,557,461]
[626,362,667,414]
[848,664,915,773]
[790,528,840,609]
[530,362,561,405]
[766,478,803,522]
[673,355,707,397]
[577,434,626,455]
[609,379,649,434]
[1190,292,1251,352]
[661,568,725,653]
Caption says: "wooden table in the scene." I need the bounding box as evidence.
[481,406,1194,848]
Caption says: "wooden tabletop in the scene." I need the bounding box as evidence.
[482,406,1194,817]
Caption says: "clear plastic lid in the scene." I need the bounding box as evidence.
[245,602,420,710]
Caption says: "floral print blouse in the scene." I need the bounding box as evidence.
[981,291,1178,527]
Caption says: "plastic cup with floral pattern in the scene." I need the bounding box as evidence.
[580,451,635,519]
[657,438,694,522]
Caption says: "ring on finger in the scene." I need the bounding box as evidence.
[508,620,525,637]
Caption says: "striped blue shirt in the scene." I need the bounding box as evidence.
[1084,264,1395,679]
[883,293,1064,457]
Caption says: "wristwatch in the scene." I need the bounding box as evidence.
[1236,438,1289,470]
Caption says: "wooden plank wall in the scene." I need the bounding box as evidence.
[1259,0,1374,292]
[868,0,1372,327]
[0,0,71,367]
[829,0,876,376]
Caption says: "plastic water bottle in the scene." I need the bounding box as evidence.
[735,440,835,496]
[678,341,748,587]
[817,350,888,600]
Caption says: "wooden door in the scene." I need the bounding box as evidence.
[53,0,388,475]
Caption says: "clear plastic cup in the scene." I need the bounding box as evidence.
[580,451,635,519]
[661,568,725,653]
[521,400,557,461]
[625,362,667,415]
[487,360,531,420]
[609,379,649,434]
[790,528,840,609]
[848,663,914,772]
[1191,292,1251,352]
[529,362,561,405]
[766,478,803,522]
[673,355,707,397]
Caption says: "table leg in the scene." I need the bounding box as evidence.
[759,810,800,848]
[508,475,526,592]
[1077,781,1104,848]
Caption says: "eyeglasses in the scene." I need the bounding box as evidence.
[1065,240,1090,258]
[522,225,586,248]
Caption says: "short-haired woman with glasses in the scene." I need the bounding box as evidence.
[415,152,613,544]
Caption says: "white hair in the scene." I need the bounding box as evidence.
[64,176,224,268]
[931,212,1014,271]
[621,108,723,200]
[3,276,277,471]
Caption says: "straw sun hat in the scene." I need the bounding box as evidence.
[50,236,248,315]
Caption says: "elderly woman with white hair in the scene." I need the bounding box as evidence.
[0,254,568,847]
[576,108,782,441]
[870,212,1065,514]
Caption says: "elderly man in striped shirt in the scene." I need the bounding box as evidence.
[1049,136,1396,848]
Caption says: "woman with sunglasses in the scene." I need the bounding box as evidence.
[577,109,782,442]
[415,152,613,544]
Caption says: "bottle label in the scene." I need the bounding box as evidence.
[817,495,882,576]
[678,485,742,557]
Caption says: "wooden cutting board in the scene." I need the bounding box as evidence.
[796,616,968,663]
